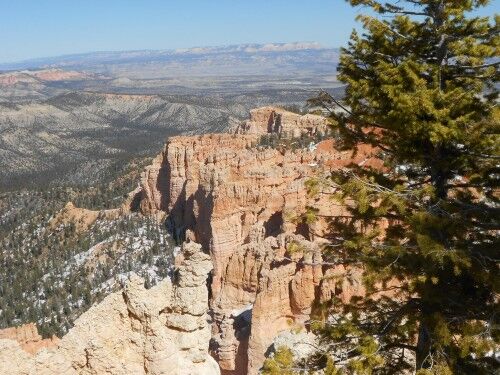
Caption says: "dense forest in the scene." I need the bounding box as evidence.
[0,158,175,337]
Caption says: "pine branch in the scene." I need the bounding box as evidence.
[453,61,500,70]
[310,91,395,154]
[382,343,418,352]
[281,256,355,267]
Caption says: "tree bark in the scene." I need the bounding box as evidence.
[416,322,431,370]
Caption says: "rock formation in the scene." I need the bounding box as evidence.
[137,107,378,374]
[0,69,90,87]
[234,106,328,136]
[0,106,376,374]
[0,241,219,375]
[0,323,59,355]
[49,201,122,233]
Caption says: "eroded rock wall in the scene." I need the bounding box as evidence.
[137,107,378,374]
[234,106,328,136]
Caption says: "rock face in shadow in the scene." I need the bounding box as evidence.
[138,107,379,374]
[0,241,219,375]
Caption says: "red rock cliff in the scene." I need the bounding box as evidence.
[138,107,378,374]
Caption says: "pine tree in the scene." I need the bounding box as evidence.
[306,1,498,374]
[262,347,296,375]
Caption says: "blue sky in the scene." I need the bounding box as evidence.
[0,0,355,62]
[0,0,496,63]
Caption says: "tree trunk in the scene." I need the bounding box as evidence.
[416,322,431,370]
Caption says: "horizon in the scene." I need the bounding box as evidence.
[0,41,337,66]
[2,1,495,65]
[1,0,356,64]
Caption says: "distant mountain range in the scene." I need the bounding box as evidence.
[0,42,340,79]
[0,42,343,189]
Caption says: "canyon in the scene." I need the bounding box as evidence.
[0,43,342,191]
[137,106,379,374]
[0,106,379,374]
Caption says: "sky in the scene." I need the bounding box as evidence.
[0,0,497,63]
[0,0,358,63]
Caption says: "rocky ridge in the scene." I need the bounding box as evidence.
[0,241,218,375]
[0,69,91,87]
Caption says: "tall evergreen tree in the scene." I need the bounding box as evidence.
[306,1,499,374]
